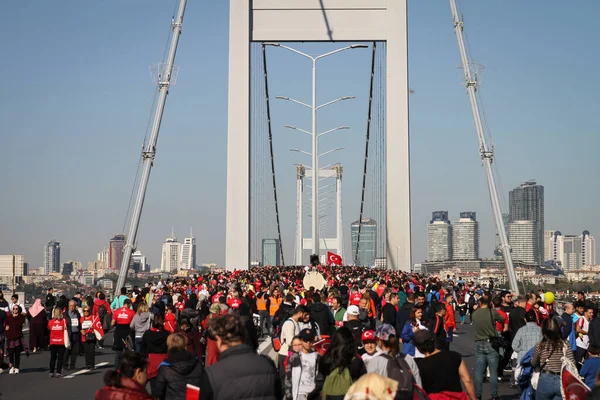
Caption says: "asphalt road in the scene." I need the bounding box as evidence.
[0,324,520,400]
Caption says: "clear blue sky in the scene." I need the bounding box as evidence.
[1,1,598,270]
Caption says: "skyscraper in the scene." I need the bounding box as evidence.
[97,247,110,269]
[351,219,377,267]
[180,235,197,269]
[44,240,61,274]
[544,230,555,261]
[161,232,181,272]
[109,234,126,270]
[548,230,596,271]
[509,220,537,264]
[582,230,596,267]
[509,181,544,264]
[427,212,452,261]
[131,251,148,272]
[453,212,479,260]
[261,239,281,266]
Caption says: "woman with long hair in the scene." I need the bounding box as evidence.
[4,304,28,374]
[413,329,475,400]
[95,351,154,400]
[48,308,68,377]
[319,327,366,383]
[401,305,426,357]
[27,298,47,352]
[531,317,577,400]
[130,301,152,352]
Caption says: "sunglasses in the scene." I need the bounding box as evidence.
[83,310,90,313]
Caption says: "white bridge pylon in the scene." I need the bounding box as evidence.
[226,0,410,271]
[295,164,344,266]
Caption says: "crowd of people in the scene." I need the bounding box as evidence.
[1,265,600,400]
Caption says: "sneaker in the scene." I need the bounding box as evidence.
[13,368,19,374]
[49,373,54,378]
[55,373,62,378]
[8,367,15,374]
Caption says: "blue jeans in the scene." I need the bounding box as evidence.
[535,373,561,400]
[475,340,500,398]
[135,337,143,353]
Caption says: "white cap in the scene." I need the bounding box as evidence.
[347,305,360,316]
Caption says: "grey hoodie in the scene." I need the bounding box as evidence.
[130,312,152,338]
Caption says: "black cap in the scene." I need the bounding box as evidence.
[299,328,316,342]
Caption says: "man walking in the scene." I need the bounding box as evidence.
[63,300,81,371]
[472,296,504,400]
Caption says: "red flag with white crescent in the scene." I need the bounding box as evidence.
[327,252,342,266]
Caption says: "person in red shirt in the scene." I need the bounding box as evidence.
[164,305,177,333]
[112,299,135,367]
[350,288,363,307]
[81,305,104,370]
[174,295,185,313]
[443,294,457,350]
[48,308,68,377]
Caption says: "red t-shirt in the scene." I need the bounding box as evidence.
[112,307,135,325]
[48,318,67,345]
[211,294,221,304]
[350,292,362,306]
[175,302,185,312]
[495,309,508,332]
[165,312,177,333]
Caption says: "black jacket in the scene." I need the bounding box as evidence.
[396,302,413,334]
[589,316,600,347]
[154,350,204,400]
[141,329,170,355]
[200,344,281,400]
[310,302,334,336]
[65,310,82,335]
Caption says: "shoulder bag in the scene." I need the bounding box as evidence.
[488,309,509,349]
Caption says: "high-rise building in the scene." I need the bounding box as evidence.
[509,180,544,264]
[261,239,281,266]
[509,220,537,264]
[494,213,510,259]
[161,232,181,272]
[453,212,479,260]
[351,219,377,267]
[582,230,596,267]
[544,230,556,261]
[427,212,452,261]
[44,240,61,274]
[180,235,197,269]
[547,230,596,271]
[109,234,126,270]
[97,247,110,269]
[131,251,148,272]
[62,261,73,276]
[0,255,24,289]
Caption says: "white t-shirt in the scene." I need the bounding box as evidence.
[298,351,318,395]
[576,316,590,349]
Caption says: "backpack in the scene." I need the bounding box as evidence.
[272,318,292,352]
[382,353,415,400]
[321,366,353,399]
[98,303,111,331]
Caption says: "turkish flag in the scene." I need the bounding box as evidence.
[327,251,343,266]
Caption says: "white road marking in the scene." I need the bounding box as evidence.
[63,361,109,378]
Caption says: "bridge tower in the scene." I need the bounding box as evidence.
[226,0,411,271]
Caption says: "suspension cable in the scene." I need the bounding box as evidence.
[355,42,377,265]
[262,44,285,266]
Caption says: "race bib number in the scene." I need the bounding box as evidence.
[71,318,79,327]
[81,320,92,330]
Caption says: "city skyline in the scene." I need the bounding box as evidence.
[1,2,599,269]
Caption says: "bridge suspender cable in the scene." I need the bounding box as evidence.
[354,42,377,265]
[262,44,285,266]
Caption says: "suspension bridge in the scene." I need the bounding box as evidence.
[114,0,519,296]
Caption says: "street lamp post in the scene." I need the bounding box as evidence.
[266,42,367,260]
